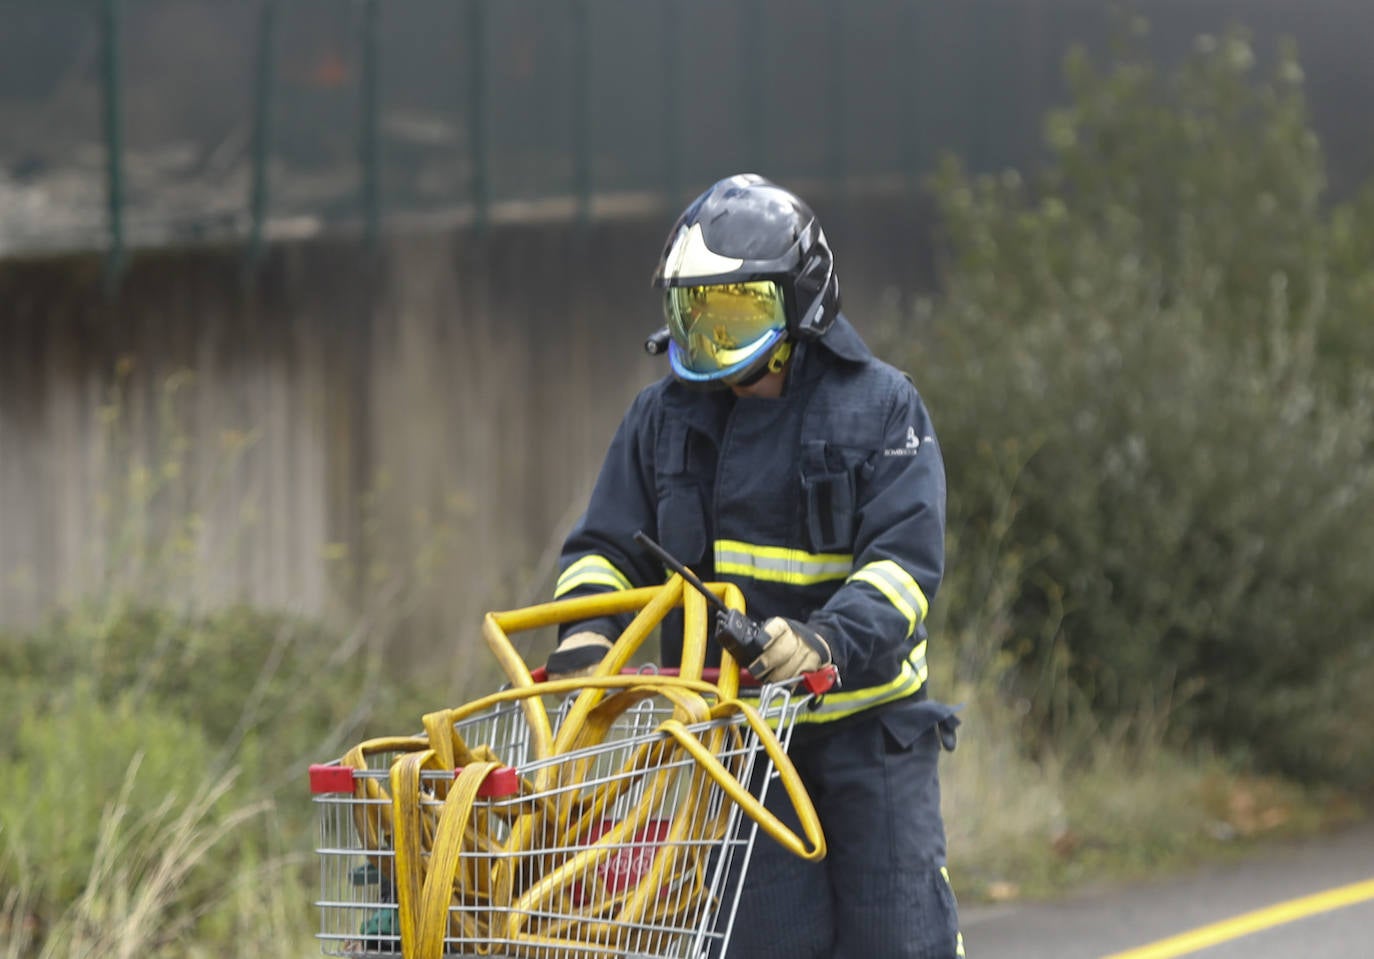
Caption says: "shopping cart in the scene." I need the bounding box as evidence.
[308,575,833,959]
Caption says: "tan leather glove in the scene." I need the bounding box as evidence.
[748,617,832,683]
[546,630,613,681]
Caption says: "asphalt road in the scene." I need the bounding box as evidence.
[962,822,1374,958]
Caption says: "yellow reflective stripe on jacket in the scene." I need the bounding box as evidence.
[554,554,632,598]
[714,539,852,586]
[791,641,928,723]
[847,559,930,638]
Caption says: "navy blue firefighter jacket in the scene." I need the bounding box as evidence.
[554,314,946,723]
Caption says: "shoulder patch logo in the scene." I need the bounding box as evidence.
[884,426,933,458]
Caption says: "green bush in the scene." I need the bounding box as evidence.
[1,601,424,784]
[0,601,441,952]
[0,684,221,914]
[901,23,1374,785]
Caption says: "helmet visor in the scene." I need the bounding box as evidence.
[663,281,787,377]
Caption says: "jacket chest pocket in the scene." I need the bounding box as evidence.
[655,421,710,566]
[800,439,860,554]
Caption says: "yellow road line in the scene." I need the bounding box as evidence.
[1101,877,1374,959]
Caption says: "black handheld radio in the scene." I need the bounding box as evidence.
[632,530,768,666]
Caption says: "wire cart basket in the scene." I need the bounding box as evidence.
[308,576,832,959]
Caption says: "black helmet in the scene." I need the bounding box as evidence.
[651,174,840,386]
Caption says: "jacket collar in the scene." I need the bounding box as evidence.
[814,313,871,364]
[789,313,870,388]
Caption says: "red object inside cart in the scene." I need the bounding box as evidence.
[570,818,673,904]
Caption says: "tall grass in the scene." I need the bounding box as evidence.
[0,598,438,958]
[1,756,315,959]
[928,527,1356,901]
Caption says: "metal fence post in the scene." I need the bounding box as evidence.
[828,0,847,196]
[741,0,764,173]
[100,0,125,291]
[466,0,488,232]
[904,0,929,189]
[662,0,681,205]
[571,0,591,225]
[359,0,381,249]
[248,0,280,272]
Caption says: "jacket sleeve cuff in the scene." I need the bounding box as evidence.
[557,614,627,645]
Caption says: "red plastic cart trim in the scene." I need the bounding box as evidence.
[529,664,838,691]
[802,664,839,696]
[309,764,355,794]
[455,765,520,797]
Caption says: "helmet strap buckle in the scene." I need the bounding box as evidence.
[766,341,794,374]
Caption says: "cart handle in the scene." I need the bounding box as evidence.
[527,664,838,696]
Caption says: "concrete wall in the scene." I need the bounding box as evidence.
[0,190,935,649]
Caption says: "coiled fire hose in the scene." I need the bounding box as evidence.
[337,576,827,959]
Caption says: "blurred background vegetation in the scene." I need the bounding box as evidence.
[3,4,1374,957]
[890,20,1374,900]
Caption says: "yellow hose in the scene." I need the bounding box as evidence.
[336,576,825,959]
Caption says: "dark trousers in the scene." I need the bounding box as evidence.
[723,697,964,959]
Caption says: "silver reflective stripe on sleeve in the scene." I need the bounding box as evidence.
[846,559,930,638]
[714,539,852,586]
[554,554,633,597]
[790,641,929,724]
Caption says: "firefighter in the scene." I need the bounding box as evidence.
[546,173,965,959]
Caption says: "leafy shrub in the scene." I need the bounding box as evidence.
[901,23,1374,784]
[0,601,441,952]
[1,601,423,785]
[0,684,221,915]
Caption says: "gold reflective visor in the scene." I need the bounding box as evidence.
[664,281,787,375]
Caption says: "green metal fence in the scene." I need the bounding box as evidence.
[1,0,1372,284]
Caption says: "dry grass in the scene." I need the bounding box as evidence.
[939,681,1362,904]
[0,753,289,959]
